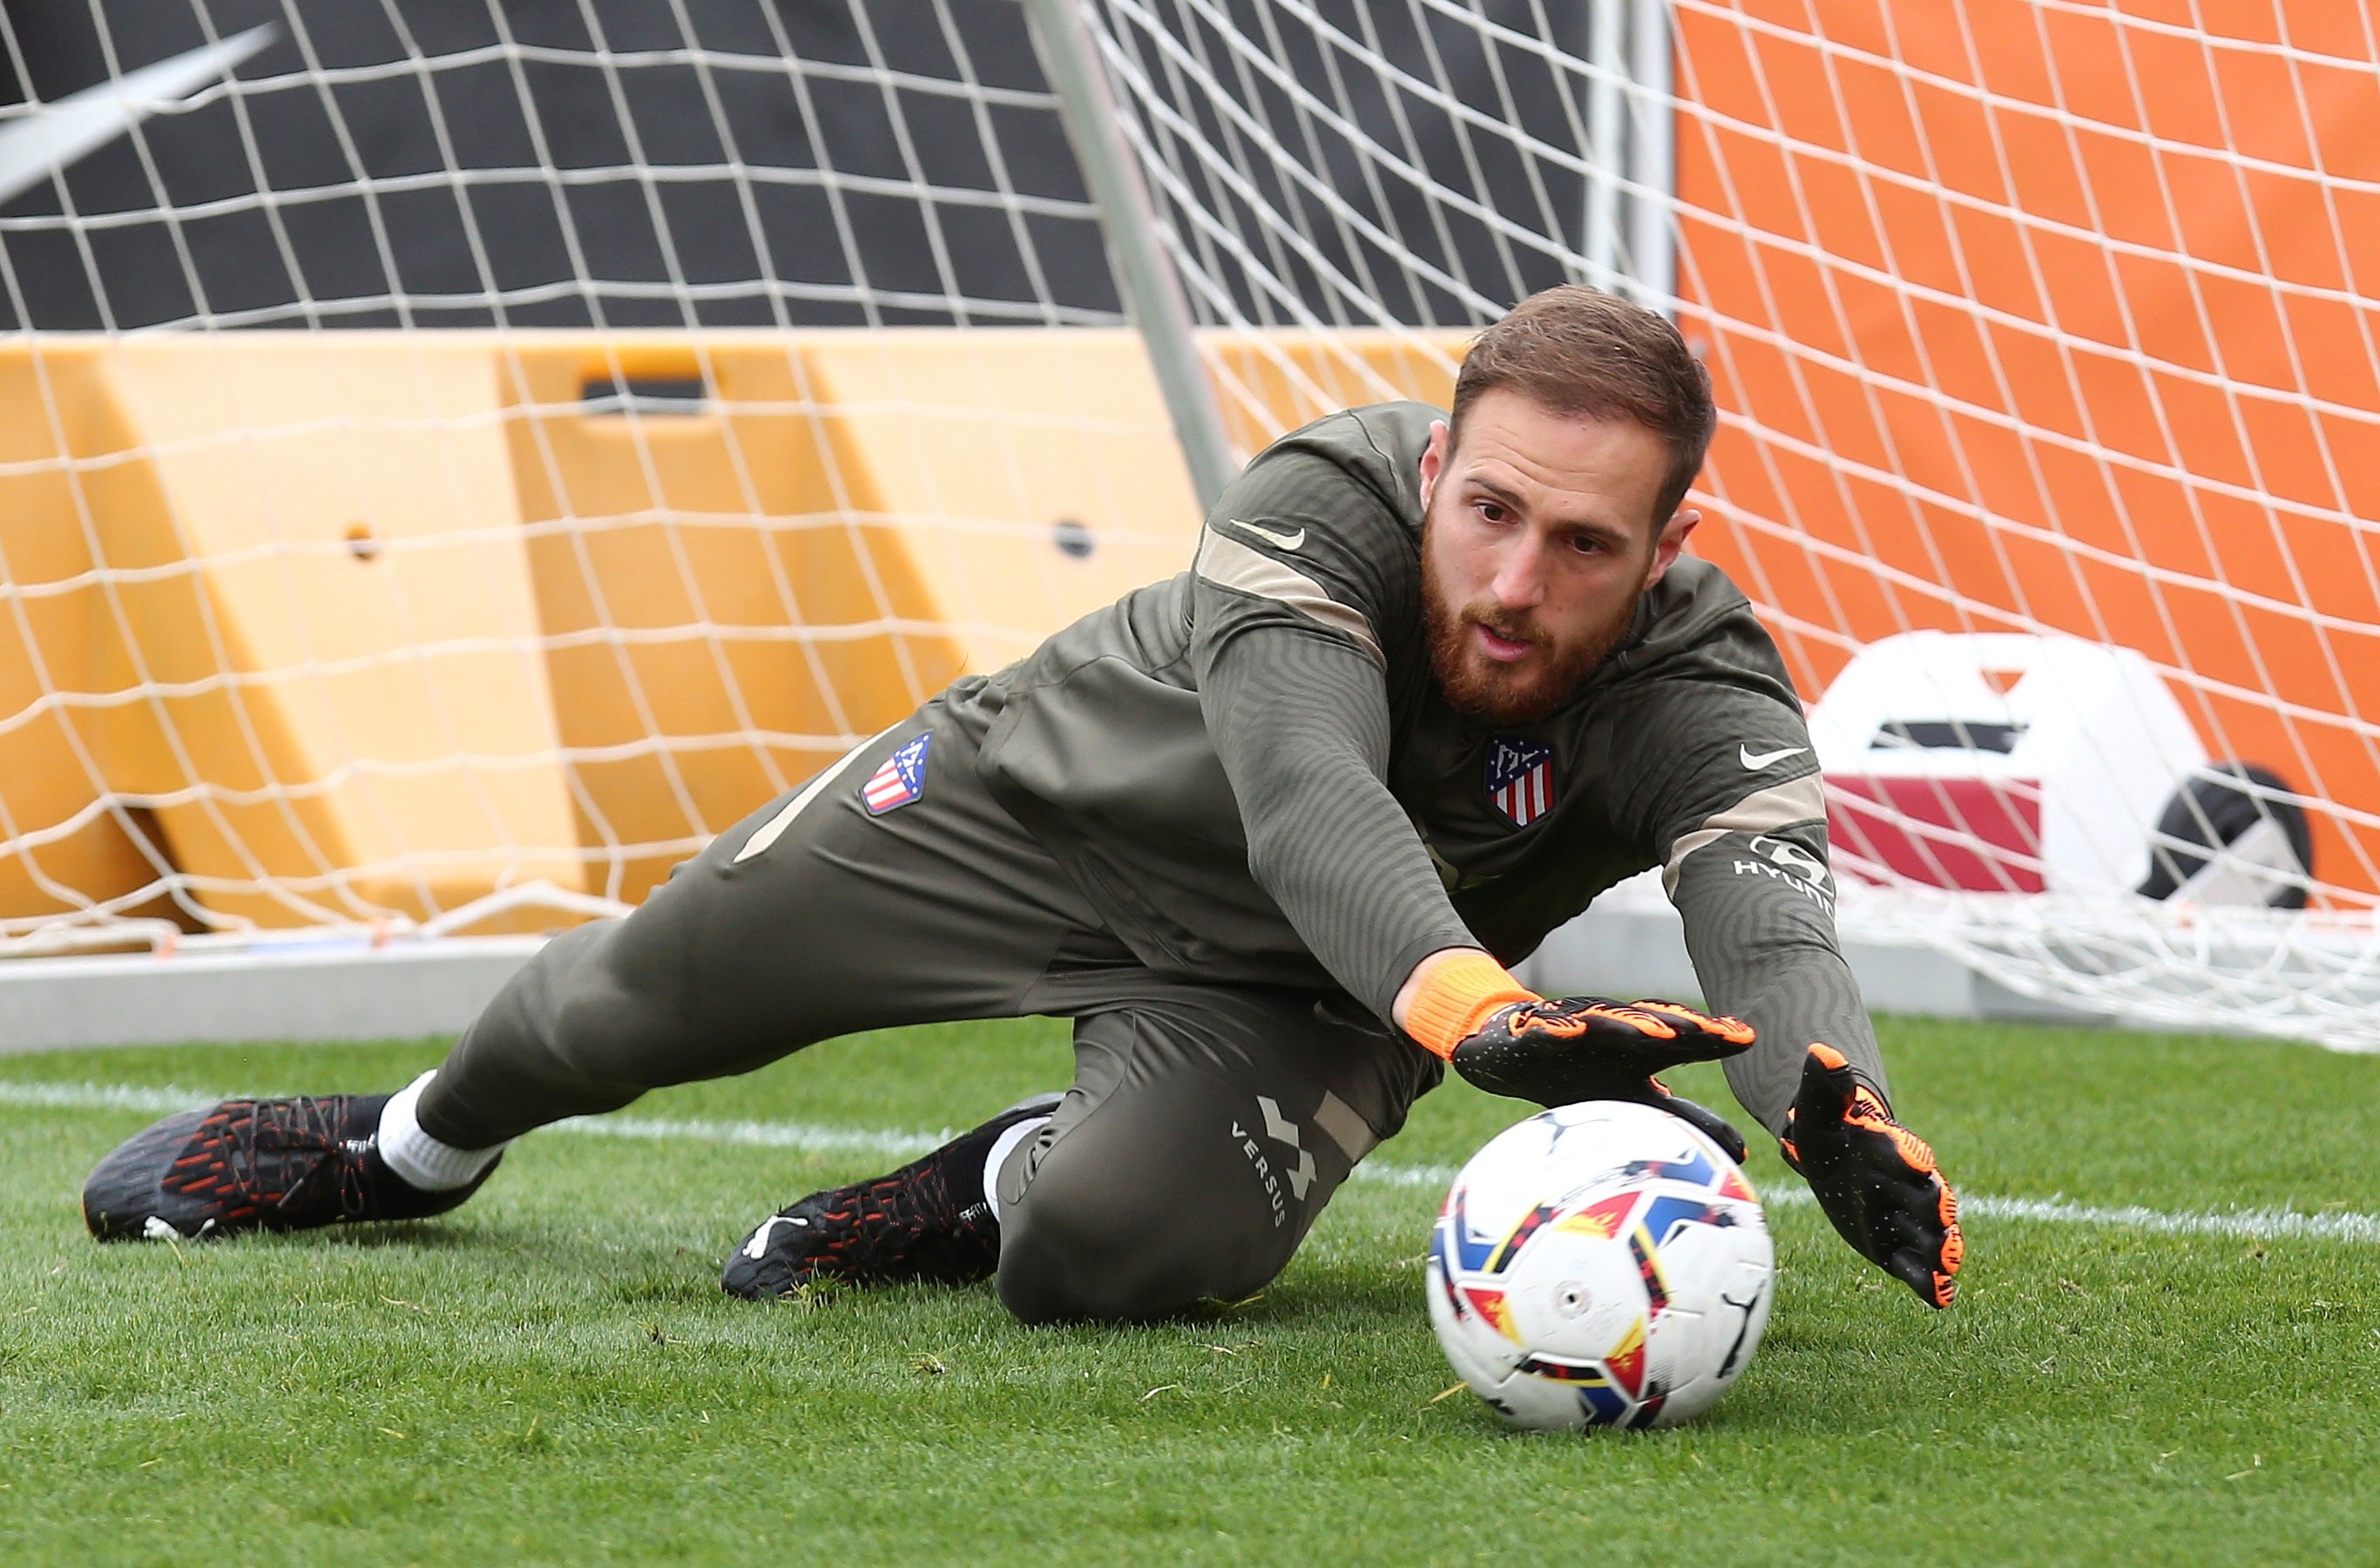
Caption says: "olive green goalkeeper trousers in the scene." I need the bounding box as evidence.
[416,695,1441,1321]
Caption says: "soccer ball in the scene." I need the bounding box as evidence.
[1426,1099,1775,1431]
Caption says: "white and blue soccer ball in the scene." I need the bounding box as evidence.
[1426,1099,1775,1431]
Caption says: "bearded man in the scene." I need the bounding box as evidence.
[83,287,1963,1319]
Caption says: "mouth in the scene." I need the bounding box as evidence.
[1469,619,1539,665]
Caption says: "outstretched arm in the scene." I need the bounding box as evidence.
[1664,809,1883,1133]
[1667,804,1964,1308]
[1185,423,1759,1144]
[1184,424,1491,1025]
[1198,617,1477,1025]
[1202,626,1755,1152]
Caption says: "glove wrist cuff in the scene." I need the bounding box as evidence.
[1404,951,1538,1060]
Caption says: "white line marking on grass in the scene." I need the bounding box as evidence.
[1938,1192,2380,1246]
[1333,1168,2380,1247]
[0,1081,213,1116]
[558,1112,938,1161]
[10,1078,2380,1247]
[0,1082,948,1162]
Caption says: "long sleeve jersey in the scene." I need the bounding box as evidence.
[956,402,1883,1132]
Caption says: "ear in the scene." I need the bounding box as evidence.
[1644,507,1700,587]
[1419,418,1450,510]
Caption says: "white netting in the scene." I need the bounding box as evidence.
[0,0,1207,948]
[1087,0,2380,1048]
[3,1,2377,1049]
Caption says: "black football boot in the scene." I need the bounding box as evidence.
[721,1092,1061,1299]
[82,1093,498,1241]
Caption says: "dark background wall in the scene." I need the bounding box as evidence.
[0,0,1593,333]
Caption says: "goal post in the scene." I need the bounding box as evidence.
[0,1,2372,1051]
[1021,0,1237,508]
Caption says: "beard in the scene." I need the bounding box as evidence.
[1421,531,1646,727]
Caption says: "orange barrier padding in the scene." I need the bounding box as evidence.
[1674,0,2380,902]
[100,339,582,930]
[0,346,181,928]
[802,329,1212,675]
[1200,329,1469,456]
[0,330,1217,927]
[500,329,1206,905]
[0,339,579,931]
[17,270,2357,934]
[497,336,959,908]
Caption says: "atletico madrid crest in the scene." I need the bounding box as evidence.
[1486,734,1557,828]
[862,733,930,815]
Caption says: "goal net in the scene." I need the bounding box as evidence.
[0,1,2374,1049]
[0,2,1214,942]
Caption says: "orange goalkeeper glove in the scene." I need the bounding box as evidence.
[1448,996,1758,1161]
[1781,1044,1965,1308]
[1402,956,1758,1161]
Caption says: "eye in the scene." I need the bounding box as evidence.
[1476,499,1510,525]
[1568,532,1606,556]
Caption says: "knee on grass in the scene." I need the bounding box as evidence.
[993,1178,1277,1326]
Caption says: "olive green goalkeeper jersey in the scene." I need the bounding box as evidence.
[950,401,1880,1132]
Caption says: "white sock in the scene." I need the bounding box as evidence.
[980,1114,1051,1223]
[377,1071,509,1192]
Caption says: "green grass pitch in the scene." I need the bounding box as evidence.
[3,1017,2378,1565]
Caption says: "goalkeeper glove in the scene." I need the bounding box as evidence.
[1448,997,1758,1163]
[1781,1043,1965,1308]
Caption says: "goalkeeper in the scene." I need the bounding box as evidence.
[83,287,1963,1317]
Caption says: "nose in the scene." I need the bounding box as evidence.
[1489,531,1547,611]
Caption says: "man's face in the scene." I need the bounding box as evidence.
[1418,389,1699,725]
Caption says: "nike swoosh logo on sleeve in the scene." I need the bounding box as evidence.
[1739,744,1809,770]
[1223,517,1307,551]
[1193,531,1383,665]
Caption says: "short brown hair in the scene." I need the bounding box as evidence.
[1451,286,1715,525]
